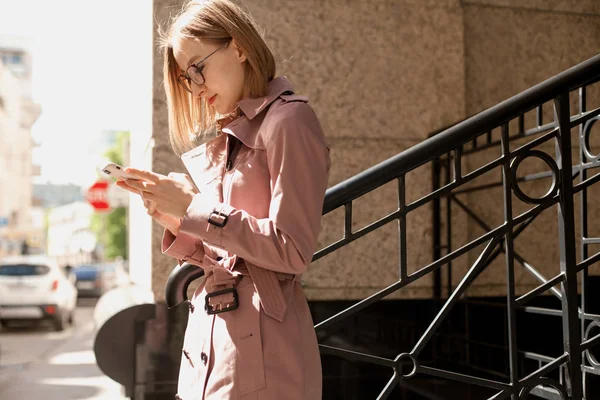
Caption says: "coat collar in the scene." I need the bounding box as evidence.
[237,76,294,120]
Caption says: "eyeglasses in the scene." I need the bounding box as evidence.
[177,42,229,93]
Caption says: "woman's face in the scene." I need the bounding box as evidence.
[173,36,247,115]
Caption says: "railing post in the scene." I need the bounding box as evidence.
[554,91,583,399]
[432,156,442,301]
[500,123,519,400]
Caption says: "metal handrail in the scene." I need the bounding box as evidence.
[322,54,600,215]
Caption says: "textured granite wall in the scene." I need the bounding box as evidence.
[148,0,600,301]
[461,1,600,297]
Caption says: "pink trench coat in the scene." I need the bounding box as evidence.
[161,77,331,400]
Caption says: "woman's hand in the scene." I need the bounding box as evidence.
[115,176,184,235]
[144,200,182,236]
[115,168,199,223]
[122,168,197,219]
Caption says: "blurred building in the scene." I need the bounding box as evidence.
[33,182,84,208]
[46,201,98,268]
[0,39,41,258]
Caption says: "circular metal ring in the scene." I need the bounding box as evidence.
[394,353,418,379]
[584,321,600,367]
[519,377,568,400]
[582,117,600,162]
[510,150,560,205]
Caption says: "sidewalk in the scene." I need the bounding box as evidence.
[0,319,125,399]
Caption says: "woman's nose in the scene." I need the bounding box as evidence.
[191,82,205,98]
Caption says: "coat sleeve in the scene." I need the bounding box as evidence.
[178,102,330,274]
[161,228,206,266]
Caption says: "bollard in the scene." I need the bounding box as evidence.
[93,284,155,399]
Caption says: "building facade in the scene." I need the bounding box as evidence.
[0,40,41,258]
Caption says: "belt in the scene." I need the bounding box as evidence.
[203,256,297,321]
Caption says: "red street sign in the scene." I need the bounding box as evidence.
[86,180,110,211]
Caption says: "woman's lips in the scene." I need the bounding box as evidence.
[208,94,217,105]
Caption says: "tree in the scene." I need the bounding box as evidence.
[90,131,129,261]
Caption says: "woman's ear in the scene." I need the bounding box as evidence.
[229,39,247,63]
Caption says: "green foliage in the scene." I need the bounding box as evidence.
[90,131,129,261]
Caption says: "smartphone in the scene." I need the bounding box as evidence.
[100,162,140,181]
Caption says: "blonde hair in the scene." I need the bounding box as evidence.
[159,0,276,155]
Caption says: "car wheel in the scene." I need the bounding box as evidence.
[53,312,66,331]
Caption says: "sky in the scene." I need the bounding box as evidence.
[0,0,152,186]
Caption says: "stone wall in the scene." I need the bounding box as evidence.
[147,0,600,301]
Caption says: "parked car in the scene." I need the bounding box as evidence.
[73,262,130,297]
[0,255,78,331]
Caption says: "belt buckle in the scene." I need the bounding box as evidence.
[205,288,239,315]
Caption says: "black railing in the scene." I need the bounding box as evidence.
[315,53,600,399]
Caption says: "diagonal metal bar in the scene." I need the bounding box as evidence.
[462,122,557,156]
[570,105,600,127]
[515,273,565,305]
[406,156,504,213]
[412,192,557,285]
[487,390,513,400]
[573,170,600,194]
[412,238,500,356]
[513,252,563,299]
[510,126,558,157]
[408,227,504,282]
[315,228,505,333]
[451,192,568,308]
[376,373,400,400]
[480,215,537,274]
[580,332,600,352]
[577,250,600,273]
[417,365,511,391]
[520,353,569,384]
[318,345,396,367]
[451,195,491,232]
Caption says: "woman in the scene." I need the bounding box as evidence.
[117,0,330,399]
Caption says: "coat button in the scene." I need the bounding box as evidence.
[201,352,208,366]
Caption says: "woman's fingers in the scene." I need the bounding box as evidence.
[124,179,153,191]
[115,180,141,194]
[124,168,162,183]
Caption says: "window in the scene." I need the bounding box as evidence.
[11,53,22,65]
[0,264,50,276]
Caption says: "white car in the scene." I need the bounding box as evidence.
[0,255,78,331]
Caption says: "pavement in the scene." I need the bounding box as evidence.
[0,301,125,399]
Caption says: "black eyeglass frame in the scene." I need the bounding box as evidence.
[177,41,230,93]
